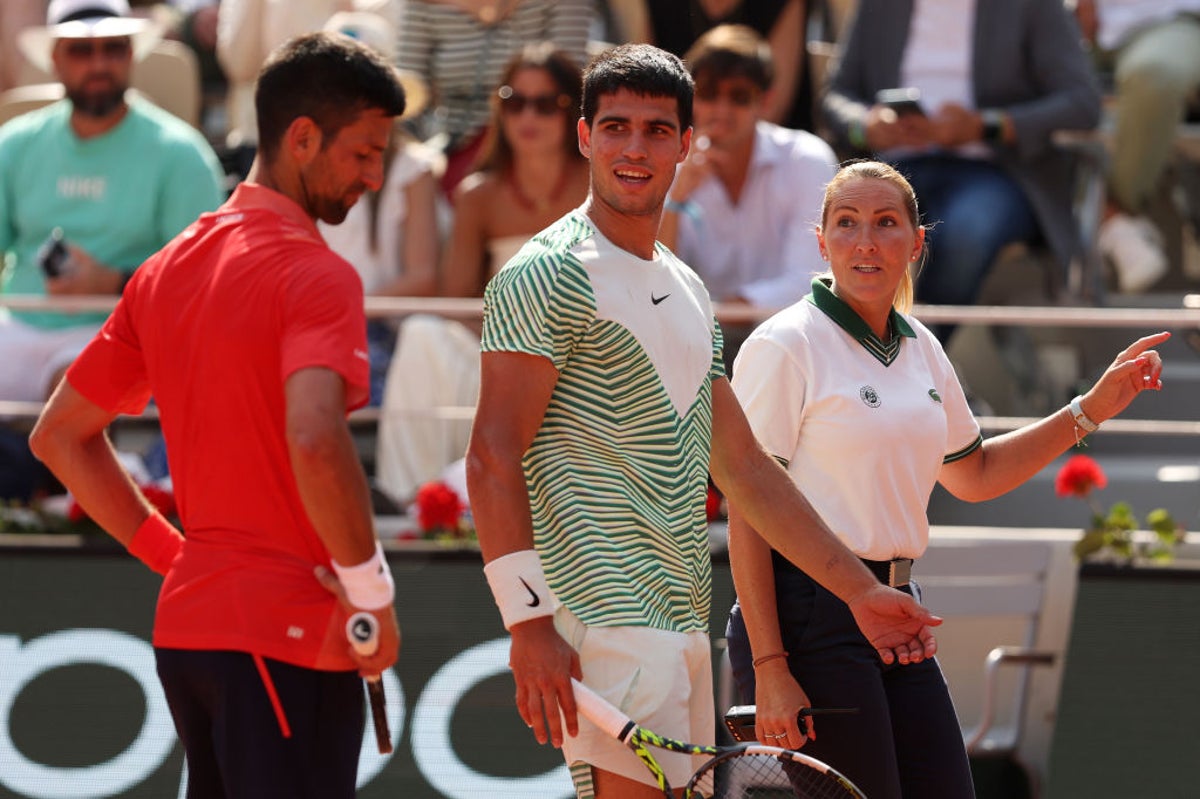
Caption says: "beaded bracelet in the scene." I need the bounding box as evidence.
[752,651,789,669]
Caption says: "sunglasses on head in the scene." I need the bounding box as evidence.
[497,86,571,116]
[694,84,760,107]
[62,38,132,60]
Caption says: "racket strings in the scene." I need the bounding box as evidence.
[688,751,863,799]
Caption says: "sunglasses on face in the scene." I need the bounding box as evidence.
[694,84,760,107]
[497,86,571,116]
[62,38,132,60]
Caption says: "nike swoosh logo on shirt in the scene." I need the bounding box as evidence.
[651,293,670,305]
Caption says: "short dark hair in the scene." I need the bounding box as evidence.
[255,32,407,161]
[582,43,693,131]
[684,24,774,91]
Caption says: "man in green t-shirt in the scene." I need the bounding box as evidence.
[0,0,224,403]
[468,42,942,799]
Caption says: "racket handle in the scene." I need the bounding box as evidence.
[346,611,380,657]
[346,612,393,754]
[571,678,635,743]
[799,707,860,718]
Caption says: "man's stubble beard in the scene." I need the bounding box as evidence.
[66,84,127,119]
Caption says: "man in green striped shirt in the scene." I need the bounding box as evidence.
[467,43,940,799]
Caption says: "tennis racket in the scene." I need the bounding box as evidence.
[571,678,866,798]
[346,612,393,754]
[724,705,861,744]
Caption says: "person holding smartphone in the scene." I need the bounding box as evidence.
[820,0,1102,344]
[0,0,224,404]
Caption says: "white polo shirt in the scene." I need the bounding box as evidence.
[731,279,981,560]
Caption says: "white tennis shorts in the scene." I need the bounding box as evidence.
[555,605,714,793]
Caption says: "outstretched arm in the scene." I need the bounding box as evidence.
[711,377,940,664]
[940,331,1168,502]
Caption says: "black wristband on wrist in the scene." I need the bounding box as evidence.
[981,109,1006,145]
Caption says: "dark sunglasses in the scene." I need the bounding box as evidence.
[497,86,571,116]
[62,38,132,60]
[694,84,760,107]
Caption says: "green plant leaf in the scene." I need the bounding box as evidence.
[1074,529,1108,560]
[1105,502,1136,531]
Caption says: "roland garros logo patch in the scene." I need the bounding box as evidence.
[859,385,881,408]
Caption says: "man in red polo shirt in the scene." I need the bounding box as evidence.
[30,32,406,798]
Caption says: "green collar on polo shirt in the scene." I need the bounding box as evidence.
[805,277,915,366]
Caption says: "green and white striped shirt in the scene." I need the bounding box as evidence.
[481,210,724,633]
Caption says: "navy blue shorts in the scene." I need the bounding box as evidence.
[155,649,364,799]
[725,551,975,799]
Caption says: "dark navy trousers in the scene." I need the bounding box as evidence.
[156,649,364,799]
[725,551,975,799]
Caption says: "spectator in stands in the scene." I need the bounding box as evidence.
[397,0,591,198]
[374,42,588,506]
[658,24,837,368]
[0,0,224,404]
[318,10,443,407]
[157,0,227,132]
[1074,0,1200,293]
[641,0,812,131]
[216,0,391,178]
[821,0,1101,342]
[0,1,46,91]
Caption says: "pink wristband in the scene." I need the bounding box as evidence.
[127,512,184,576]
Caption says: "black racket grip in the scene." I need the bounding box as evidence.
[797,707,859,733]
[346,612,393,754]
[365,676,392,754]
[798,707,859,719]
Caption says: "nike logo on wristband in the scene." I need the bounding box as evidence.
[519,577,541,607]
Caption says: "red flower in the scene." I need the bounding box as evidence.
[140,484,177,518]
[1054,455,1107,498]
[705,484,722,522]
[68,483,176,524]
[415,481,464,533]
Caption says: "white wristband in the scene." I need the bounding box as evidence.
[483,549,554,631]
[331,541,395,610]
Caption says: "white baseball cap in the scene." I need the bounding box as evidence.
[18,0,162,75]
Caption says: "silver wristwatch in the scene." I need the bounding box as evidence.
[1068,395,1099,433]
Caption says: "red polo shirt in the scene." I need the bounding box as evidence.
[68,183,370,671]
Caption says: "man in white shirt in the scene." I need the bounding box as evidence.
[658,24,837,367]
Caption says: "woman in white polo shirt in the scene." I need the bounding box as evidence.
[724,160,1168,799]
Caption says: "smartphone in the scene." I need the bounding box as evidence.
[876,87,926,117]
[37,228,70,279]
[724,705,860,743]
